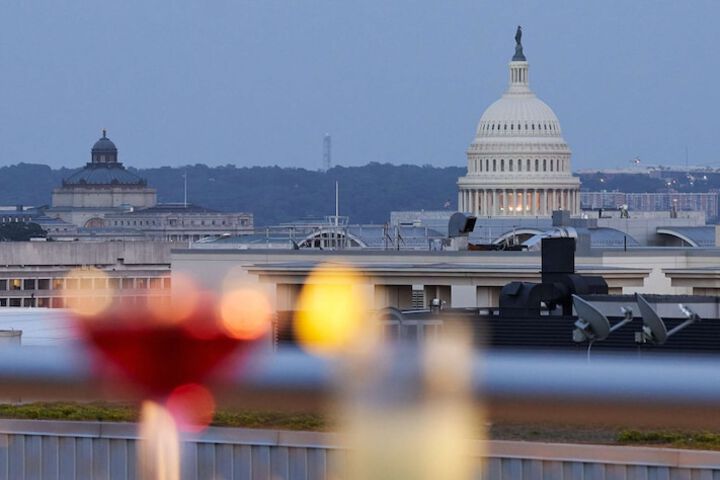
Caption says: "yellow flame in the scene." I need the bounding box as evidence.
[63,267,113,317]
[218,288,272,340]
[295,264,368,356]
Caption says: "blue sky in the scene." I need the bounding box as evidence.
[0,1,717,170]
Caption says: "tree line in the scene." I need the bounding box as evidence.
[0,162,716,226]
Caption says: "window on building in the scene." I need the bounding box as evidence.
[163,278,171,289]
[37,279,50,290]
[9,298,21,307]
[0,298,6,307]
[10,279,21,291]
[52,278,64,290]
[66,278,78,290]
[527,159,531,171]
[121,278,134,289]
[80,278,92,290]
[535,159,539,171]
[136,278,148,289]
[493,159,497,172]
[543,159,547,171]
[108,278,120,290]
[509,160,513,172]
[0,279,6,291]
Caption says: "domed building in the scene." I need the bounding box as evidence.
[49,130,157,227]
[457,27,580,217]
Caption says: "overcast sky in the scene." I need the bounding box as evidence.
[0,1,717,170]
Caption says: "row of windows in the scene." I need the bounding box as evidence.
[480,121,559,133]
[0,217,30,224]
[0,295,170,308]
[474,158,566,173]
[111,218,249,227]
[0,277,171,291]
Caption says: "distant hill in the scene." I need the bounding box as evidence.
[1,162,717,225]
[0,163,463,226]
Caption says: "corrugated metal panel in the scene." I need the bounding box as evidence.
[0,421,718,479]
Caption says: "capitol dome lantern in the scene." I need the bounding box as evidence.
[457,26,581,217]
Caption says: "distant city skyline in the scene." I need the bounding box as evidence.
[0,1,718,170]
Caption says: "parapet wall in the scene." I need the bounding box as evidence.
[0,420,717,479]
[0,241,171,267]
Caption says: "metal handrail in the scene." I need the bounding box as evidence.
[2,346,720,428]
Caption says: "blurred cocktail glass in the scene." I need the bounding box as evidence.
[65,270,271,480]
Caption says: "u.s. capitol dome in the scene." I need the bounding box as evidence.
[457,27,580,217]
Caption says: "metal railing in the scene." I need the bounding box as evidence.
[2,346,720,430]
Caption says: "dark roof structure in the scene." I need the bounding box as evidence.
[62,130,147,187]
[119,204,220,215]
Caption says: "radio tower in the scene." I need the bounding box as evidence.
[322,133,332,172]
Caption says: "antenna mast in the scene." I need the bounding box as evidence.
[323,134,332,172]
[335,181,339,226]
[183,171,188,208]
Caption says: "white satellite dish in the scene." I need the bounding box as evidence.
[636,294,700,345]
[572,295,634,359]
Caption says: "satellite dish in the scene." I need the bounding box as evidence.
[572,295,634,360]
[572,295,610,342]
[636,294,667,345]
[636,294,701,345]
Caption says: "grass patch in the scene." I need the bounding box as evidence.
[618,430,720,450]
[0,402,329,431]
[2,404,719,450]
[0,403,137,423]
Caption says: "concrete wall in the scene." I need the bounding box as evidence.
[0,241,171,267]
[600,249,720,295]
[171,249,650,311]
[0,420,718,479]
[51,187,157,209]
